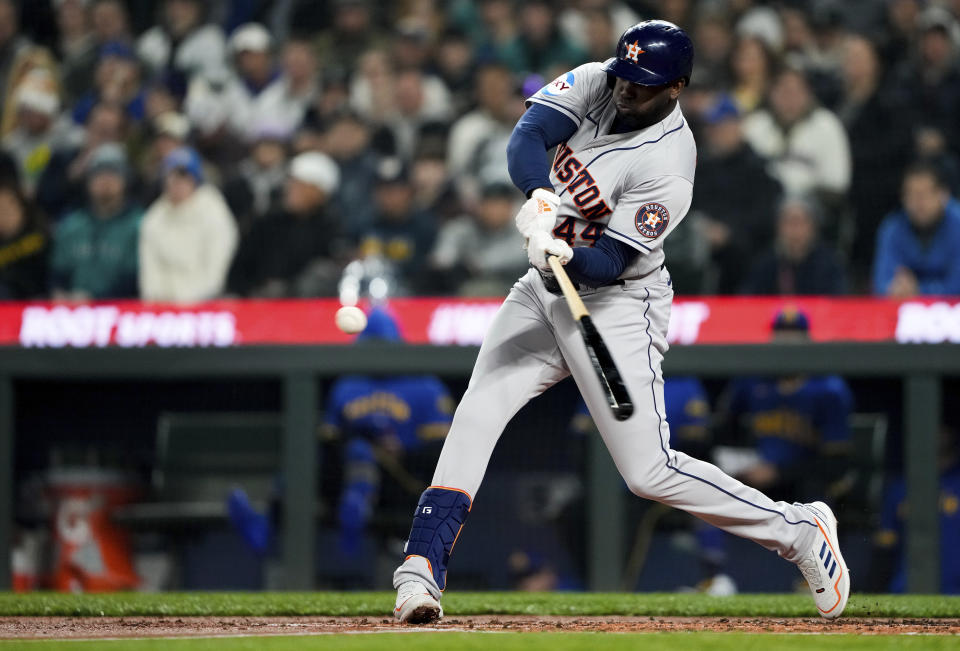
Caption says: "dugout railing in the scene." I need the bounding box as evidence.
[0,342,957,593]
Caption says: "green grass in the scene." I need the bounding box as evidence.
[2,634,959,651]
[0,592,957,619]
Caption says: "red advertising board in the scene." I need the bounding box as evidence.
[0,297,957,348]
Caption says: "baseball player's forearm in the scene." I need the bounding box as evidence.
[507,103,578,197]
[565,234,639,286]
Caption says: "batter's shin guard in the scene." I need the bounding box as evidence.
[403,486,472,591]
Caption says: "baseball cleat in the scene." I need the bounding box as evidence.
[796,501,849,619]
[394,580,443,624]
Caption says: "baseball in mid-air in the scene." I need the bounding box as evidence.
[335,306,367,334]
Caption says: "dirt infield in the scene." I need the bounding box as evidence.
[2,616,959,639]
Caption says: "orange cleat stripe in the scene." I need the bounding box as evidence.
[815,519,844,614]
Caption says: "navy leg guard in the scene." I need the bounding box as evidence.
[403,486,472,591]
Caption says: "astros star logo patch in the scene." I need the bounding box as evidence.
[625,40,645,63]
[635,202,669,238]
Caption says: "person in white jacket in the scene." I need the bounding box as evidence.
[136,0,225,81]
[742,66,851,200]
[139,147,237,302]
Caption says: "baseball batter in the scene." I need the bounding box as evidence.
[393,20,849,623]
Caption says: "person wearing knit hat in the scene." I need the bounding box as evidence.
[139,145,238,302]
[162,145,204,199]
[51,142,144,300]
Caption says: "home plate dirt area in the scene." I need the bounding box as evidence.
[2,616,960,639]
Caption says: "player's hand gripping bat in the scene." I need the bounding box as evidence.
[547,255,633,421]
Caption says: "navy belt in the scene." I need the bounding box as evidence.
[538,263,663,295]
[539,270,625,295]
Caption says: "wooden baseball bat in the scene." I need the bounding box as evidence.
[547,255,633,421]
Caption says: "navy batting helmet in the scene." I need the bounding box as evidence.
[602,20,694,86]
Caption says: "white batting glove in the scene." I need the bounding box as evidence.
[515,188,560,238]
[527,230,573,271]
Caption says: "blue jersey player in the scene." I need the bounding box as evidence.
[325,308,454,554]
[720,309,853,498]
[872,427,960,593]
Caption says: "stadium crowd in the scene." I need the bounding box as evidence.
[0,0,959,301]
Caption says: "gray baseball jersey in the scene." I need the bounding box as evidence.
[394,63,821,599]
[528,62,695,279]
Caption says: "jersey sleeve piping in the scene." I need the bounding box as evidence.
[604,225,653,252]
[526,97,582,127]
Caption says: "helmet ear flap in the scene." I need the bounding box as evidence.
[605,73,616,89]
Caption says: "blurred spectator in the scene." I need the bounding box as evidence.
[915,126,960,197]
[186,24,317,142]
[742,196,847,296]
[142,71,186,123]
[50,143,142,300]
[356,66,452,162]
[2,71,74,196]
[411,144,459,223]
[870,426,960,594]
[727,35,777,114]
[498,0,587,77]
[249,37,319,138]
[427,181,526,296]
[313,0,385,77]
[72,42,145,126]
[137,110,191,204]
[447,63,521,198]
[734,4,784,53]
[779,3,844,105]
[0,0,32,98]
[690,12,734,89]
[449,0,516,61]
[60,0,134,106]
[322,110,380,241]
[834,34,912,278]
[559,2,638,57]
[36,101,127,221]
[434,28,479,115]
[91,0,132,45]
[878,0,923,70]
[137,0,226,81]
[55,0,95,104]
[139,147,237,302]
[717,309,853,500]
[873,163,960,297]
[183,22,276,141]
[360,158,438,293]
[692,95,781,293]
[742,67,851,226]
[348,50,400,150]
[323,307,454,556]
[1,46,63,139]
[223,124,290,233]
[227,152,343,298]
[392,20,433,72]
[0,181,48,299]
[580,9,618,64]
[887,7,960,152]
